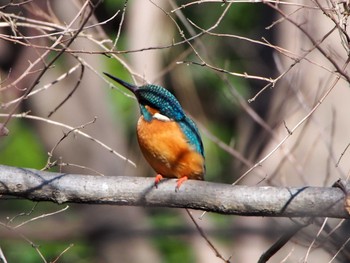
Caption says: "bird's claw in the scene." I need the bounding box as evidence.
[154,174,163,188]
[175,176,188,192]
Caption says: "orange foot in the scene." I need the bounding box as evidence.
[154,174,163,188]
[175,176,188,192]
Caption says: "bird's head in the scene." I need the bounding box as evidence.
[104,72,185,122]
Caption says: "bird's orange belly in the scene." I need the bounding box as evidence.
[136,117,205,180]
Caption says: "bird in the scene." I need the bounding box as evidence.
[103,72,205,191]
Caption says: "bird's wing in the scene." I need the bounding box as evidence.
[179,116,204,157]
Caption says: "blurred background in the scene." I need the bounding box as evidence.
[0,0,350,262]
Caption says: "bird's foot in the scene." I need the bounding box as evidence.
[154,174,163,188]
[175,176,188,192]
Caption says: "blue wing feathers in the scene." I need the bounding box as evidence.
[179,116,204,157]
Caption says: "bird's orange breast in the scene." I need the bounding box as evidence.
[136,116,205,180]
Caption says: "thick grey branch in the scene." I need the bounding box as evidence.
[0,165,348,218]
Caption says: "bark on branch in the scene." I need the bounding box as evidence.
[0,165,348,218]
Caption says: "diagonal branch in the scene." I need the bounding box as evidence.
[0,165,348,218]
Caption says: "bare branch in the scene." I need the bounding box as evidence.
[0,165,348,218]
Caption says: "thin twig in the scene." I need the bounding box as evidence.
[186,209,231,263]
[43,117,97,170]
[51,244,74,263]
[14,206,69,229]
[0,113,136,167]
[0,246,8,263]
[336,143,350,167]
[47,63,85,117]
[1,63,81,109]
[258,221,309,263]
[303,218,329,262]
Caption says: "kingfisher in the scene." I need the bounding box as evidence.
[103,72,205,191]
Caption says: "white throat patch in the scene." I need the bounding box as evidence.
[153,112,171,122]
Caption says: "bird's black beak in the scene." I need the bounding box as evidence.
[103,72,138,93]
